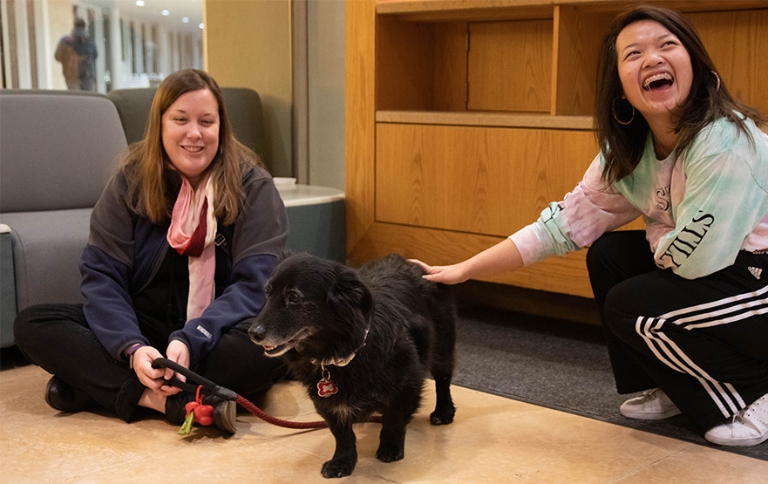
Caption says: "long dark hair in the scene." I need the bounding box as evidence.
[595,5,765,185]
[120,69,262,225]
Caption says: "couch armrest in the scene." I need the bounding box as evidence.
[1,225,17,348]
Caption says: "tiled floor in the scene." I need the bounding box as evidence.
[1,364,766,483]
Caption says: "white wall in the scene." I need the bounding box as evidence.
[307,0,345,190]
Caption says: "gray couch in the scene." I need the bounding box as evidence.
[0,91,128,348]
[1,88,345,349]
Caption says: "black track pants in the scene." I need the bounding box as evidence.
[14,303,288,422]
[587,231,768,430]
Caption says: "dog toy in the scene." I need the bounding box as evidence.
[178,386,215,434]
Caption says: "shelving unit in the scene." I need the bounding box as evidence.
[345,0,768,300]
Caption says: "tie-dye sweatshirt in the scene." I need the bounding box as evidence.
[510,114,768,279]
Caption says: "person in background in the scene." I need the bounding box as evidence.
[55,17,98,91]
[412,5,768,447]
[14,69,289,434]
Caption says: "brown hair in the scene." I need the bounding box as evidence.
[595,5,765,185]
[119,68,262,225]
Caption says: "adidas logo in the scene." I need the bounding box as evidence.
[748,266,762,280]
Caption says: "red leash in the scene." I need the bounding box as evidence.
[234,394,327,429]
[153,358,380,430]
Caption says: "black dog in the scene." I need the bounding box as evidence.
[247,253,457,478]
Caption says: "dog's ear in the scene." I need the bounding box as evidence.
[328,268,373,321]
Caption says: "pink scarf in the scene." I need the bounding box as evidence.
[167,175,217,321]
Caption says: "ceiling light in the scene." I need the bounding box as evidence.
[199,23,204,30]
[182,17,189,23]
[135,0,144,6]
[161,10,170,16]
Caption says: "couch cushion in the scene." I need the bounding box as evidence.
[0,209,91,310]
[0,91,127,212]
[106,88,158,146]
[0,226,16,347]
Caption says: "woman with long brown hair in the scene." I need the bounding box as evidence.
[15,69,289,434]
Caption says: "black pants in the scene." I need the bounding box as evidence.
[587,231,768,430]
[14,304,287,422]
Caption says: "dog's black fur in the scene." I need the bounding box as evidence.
[247,253,457,478]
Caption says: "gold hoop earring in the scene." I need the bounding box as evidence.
[612,97,635,126]
[696,71,722,101]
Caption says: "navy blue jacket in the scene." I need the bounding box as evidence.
[80,165,288,367]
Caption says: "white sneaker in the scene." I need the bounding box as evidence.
[705,393,768,447]
[620,388,682,420]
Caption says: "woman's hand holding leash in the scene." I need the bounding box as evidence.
[132,345,182,396]
[164,340,190,383]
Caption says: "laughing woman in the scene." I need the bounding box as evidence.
[411,6,768,447]
[14,69,289,434]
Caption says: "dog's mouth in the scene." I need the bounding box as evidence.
[259,327,313,357]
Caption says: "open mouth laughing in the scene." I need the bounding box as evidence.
[643,72,673,91]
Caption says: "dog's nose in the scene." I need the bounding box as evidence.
[248,323,266,343]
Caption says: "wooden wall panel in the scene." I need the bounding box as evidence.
[433,22,469,111]
[552,6,613,116]
[375,123,597,236]
[347,222,594,298]
[467,19,552,113]
[688,9,768,115]
[345,0,377,249]
[376,16,435,111]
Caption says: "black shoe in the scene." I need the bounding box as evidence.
[208,396,237,434]
[165,392,236,435]
[45,376,95,413]
[165,392,189,425]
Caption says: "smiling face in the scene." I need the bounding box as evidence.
[161,88,220,187]
[616,19,693,128]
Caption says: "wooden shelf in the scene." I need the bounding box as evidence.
[347,0,768,313]
[376,0,768,21]
[377,1,554,22]
[377,111,594,130]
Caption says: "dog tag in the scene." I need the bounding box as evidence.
[317,379,338,397]
[317,365,338,397]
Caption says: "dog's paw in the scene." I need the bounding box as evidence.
[429,404,456,425]
[376,443,405,463]
[321,458,356,479]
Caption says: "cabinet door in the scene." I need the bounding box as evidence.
[375,123,597,237]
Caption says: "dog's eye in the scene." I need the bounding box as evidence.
[285,289,303,305]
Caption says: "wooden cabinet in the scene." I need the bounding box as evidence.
[345,0,768,300]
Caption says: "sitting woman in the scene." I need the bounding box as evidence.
[14,69,289,434]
